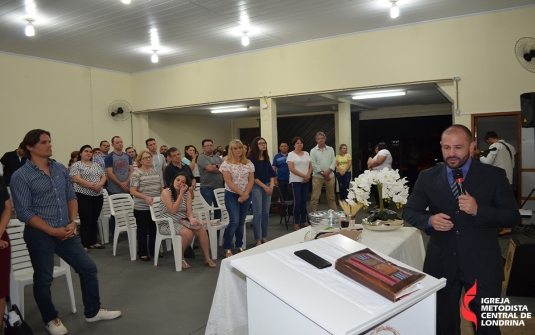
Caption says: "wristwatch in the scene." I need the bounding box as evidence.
[69,220,77,224]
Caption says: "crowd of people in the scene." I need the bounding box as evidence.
[0,125,520,335]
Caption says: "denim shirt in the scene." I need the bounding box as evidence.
[10,159,76,228]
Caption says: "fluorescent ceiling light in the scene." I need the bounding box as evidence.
[151,51,158,63]
[121,0,131,4]
[211,107,249,114]
[352,90,406,100]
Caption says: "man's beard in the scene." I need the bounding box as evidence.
[444,154,470,169]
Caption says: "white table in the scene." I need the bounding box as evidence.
[205,225,427,335]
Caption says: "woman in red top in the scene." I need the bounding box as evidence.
[0,177,12,325]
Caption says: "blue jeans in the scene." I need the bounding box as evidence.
[335,172,352,201]
[200,187,221,220]
[24,225,101,324]
[251,183,271,240]
[223,191,252,250]
[291,182,310,225]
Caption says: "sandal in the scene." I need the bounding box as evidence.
[293,224,300,231]
[182,259,191,269]
[205,259,217,268]
[261,238,268,244]
[140,256,150,262]
[234,247,245,254]
[255,240,262,246]
[223,249,233,258]
[301,222,310,228]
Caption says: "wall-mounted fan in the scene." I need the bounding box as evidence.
[515,37,535,73]
[108,100,132,121]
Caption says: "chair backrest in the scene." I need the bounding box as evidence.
[6,220,32,273]
[213,188,230,222]
[271,185,283,203]
[192,189,212,223]
[101,189,111,217]
[149,197,163,221]
[108,193,136,228]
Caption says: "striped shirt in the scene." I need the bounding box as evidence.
[130,169,162,210]
[10,159,77,228]
[159,188,188,222]
[93,153,107,174]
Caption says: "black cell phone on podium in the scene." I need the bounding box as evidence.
[294,249,332,269]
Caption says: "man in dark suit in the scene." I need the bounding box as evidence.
[1,144,26,185]
[403,125,518,335]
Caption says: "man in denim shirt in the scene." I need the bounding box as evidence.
[10,129,121,335]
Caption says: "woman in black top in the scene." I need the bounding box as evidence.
[248,137,276,246]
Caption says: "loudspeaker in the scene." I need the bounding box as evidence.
[502,237,535,297]
[521,93,535,128]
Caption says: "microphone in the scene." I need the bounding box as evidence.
[453,169,466,195]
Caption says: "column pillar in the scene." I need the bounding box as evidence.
[335,102,352,156]
[260,98,278,158]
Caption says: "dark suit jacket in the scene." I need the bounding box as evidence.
[1,150,26,185]
[403,159,518,286]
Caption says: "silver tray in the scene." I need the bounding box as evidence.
[361,219,404,231]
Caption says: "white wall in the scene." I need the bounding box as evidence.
[0,53,132,165]
[147,113,232,154]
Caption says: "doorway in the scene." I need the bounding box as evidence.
[472,112,521,203]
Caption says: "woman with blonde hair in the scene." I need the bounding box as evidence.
[130,150,163,261]
[335,143,352,201]
[220,140,255,258]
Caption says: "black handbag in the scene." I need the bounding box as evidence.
[3,302,34,335]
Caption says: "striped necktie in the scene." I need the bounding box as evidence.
[451,177,459,199]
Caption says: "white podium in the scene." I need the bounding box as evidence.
[230,235,446,335]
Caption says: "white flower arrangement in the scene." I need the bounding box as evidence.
[347,168,409,213]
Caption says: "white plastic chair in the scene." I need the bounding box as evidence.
[193,189,228,260]
[213,188,247,250]
[149,197,182,272]
[7,220,76,318]
[108,194,137,260]
[98,189,111,244]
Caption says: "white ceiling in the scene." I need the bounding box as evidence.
[1,0,534,73]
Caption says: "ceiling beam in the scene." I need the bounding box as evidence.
[318,94,375,110]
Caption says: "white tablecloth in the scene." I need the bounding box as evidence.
[205,225,426,335]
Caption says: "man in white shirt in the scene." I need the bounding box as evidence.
[310,131,337,212]
[475,131,516,236]
[476,131,515,185]
[146,138,166,187]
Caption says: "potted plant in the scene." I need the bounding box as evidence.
[347,168,409,223]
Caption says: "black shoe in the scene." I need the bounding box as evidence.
[184,246,195,259]
[139,256,151,262]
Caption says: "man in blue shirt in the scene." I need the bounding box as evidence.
[272,142,291,202]
[10,129,121,335]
